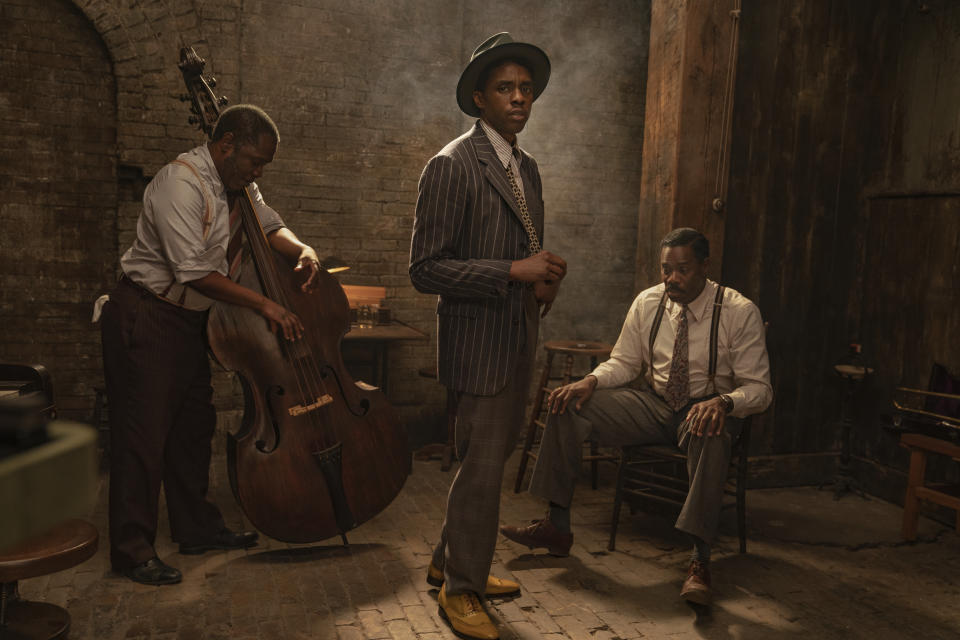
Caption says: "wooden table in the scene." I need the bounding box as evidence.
[342,320,428,393]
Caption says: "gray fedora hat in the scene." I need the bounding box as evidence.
[456,32,551,117]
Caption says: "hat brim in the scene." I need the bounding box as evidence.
[456,42,551,117]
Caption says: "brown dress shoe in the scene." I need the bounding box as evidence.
[426,563,520,597]
[438,584,499,639]
[680,560,712,604]
[499,518,573,557]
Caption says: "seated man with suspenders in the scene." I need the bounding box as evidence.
[500,227,772,604]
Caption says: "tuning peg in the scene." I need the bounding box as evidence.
[208,77,217,88]
[218,96,229,106]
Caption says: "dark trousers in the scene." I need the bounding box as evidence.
[101,276,224,570]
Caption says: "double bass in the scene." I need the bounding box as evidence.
[177,47,409,544]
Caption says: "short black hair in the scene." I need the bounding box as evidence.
[660,227,709,262]
[475,57,534,93]
[211,104,279,147]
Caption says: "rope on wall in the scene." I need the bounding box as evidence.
[712,0,742,214]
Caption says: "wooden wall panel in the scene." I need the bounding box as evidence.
[724,1,904,456]
[722,0,960,499]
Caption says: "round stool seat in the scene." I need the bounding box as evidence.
[0,519,98,640]
[0,519,98,583]
[543,340,613,357]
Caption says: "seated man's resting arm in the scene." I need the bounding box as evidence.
[589,294,648,389]
[725,303,773,418]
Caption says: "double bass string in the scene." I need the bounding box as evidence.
[240,189,335,448]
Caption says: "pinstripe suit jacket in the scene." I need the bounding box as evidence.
[409,122,544,396]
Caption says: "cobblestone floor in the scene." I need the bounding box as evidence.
[19,451,960,639]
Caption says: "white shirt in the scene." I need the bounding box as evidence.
[591,279,773,418]
[120,144,285,310]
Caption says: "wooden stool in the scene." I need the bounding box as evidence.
[900,433,960,540]
[514,340,615,493]
[412,366,456,471]
[0,519,98,640]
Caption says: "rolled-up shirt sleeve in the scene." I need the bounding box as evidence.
[591,294,648,389]
[726,303,773,418]
[249,181,285,235]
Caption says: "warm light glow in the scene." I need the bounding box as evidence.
[320,256,350,274]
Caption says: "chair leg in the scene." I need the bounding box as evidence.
[608,451,628,551]
[590,440,599,490]
[737,451,748,554]
[0,581,13,626]
[515,352,554,493]
[902,449,927,541]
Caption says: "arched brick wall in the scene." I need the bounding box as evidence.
[0,0,118,418]
[4,0,650,443]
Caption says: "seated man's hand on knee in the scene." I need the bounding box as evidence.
[548,375,598,415]
[685,396,728,437]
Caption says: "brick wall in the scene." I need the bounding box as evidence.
[4,0,650,445]
[0,0,117,418]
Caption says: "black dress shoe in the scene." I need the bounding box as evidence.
[124,557,182,585]
[179,528,259,555]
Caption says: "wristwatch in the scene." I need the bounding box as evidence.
[719,394,734,413]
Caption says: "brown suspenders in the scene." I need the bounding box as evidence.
[154,158,215,307]
[648,285,726,394]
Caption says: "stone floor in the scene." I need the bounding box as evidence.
[19,449,960,640]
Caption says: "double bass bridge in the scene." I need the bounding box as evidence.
[288,394,334,416]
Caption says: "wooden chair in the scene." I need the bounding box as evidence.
[0,519,98,639]
[893,383,960,540]
[607,416,752,553]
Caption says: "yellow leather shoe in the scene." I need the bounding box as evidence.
[426,563,520,597]
[438,584,499,639]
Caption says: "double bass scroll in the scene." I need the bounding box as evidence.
[178,46,410,544]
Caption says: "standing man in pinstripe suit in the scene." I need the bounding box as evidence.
[409,33,566,640]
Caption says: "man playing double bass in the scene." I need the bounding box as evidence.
[101,105,321,585]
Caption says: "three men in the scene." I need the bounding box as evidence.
[501,227,772,604]
[101,105,321,585]
[409,33,566,639]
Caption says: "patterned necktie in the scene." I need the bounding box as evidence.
[665,304,690,411]
[504,162,542,254]
[226,194,243,281]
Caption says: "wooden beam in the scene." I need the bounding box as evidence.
[635,0,738,290]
